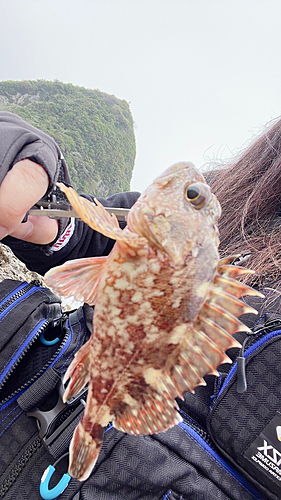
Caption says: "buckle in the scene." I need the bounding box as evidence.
[27,377,87,499]
[27,377,87,452]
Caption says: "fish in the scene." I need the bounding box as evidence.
[45,161,263,481]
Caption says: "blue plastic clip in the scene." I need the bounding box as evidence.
[40,464,71,499]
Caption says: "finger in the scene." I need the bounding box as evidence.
[8,220,34,240]
[10,215,59,245]
[0,159,49,239]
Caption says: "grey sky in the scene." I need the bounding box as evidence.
[1,0,281,192]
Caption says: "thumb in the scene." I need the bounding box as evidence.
[10,215,59,244]
[0,159,50,237]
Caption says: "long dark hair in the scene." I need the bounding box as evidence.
[206,118,281,288]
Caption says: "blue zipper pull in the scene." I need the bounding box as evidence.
[40,454,71,500]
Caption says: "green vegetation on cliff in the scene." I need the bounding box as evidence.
[0,80,136,196]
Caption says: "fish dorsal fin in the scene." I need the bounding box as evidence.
[193,262,264,358]
[57,183,147,248]
[166,262,264,397]
[167,329,229,396]
[45,256,107,305]
[214,274,264,299]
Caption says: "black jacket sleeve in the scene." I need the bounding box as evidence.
[0,111,70,193]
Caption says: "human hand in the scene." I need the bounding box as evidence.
[0,159,59,244]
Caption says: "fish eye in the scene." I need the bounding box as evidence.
[185,182,209,208]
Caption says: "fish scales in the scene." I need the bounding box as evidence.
[45,161,262,481]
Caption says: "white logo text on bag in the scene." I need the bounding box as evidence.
[244,412,281,494]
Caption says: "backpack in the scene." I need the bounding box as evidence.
[0,279,278,500]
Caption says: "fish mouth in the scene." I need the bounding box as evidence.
[153,161,200,182]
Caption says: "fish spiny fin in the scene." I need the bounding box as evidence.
[218,255,241,266]
[63,340,92,402]
[200,301,251,333]
[45,256,107,305]
[114,391,181,436]
[57,183,147,248]
[198,261,261,338]
[170,331,228,394]
[193,263,261,368]
[198,317,241,351]
[189,329,232,369]
[144,393,181,430]
[171,362,199,394]
[157,373,182,401]
[214,274,264,299]
[218,263,255,279]
[177,344,217,385]
[208,288,258,317]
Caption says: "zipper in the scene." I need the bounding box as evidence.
[235,327,273,394]
[178,413,267,500]
[0,283,73,497]
[0,329,76,498]
[218,327,281,399]
[248,319,281,347]
[0,319,49,393]
[0,320,69,406]
[0,280,47,394]
[0,280,41,319]
[0,319,70,496]
[212,320,281,396]
[0,280,69,405]
[0,436,42,498]
[179,410,213,446]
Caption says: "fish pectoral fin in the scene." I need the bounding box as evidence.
[45,255,107,305]
[57,183,147,248]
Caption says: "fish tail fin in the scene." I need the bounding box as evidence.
[63,340,91,402]
[68,419,104,481]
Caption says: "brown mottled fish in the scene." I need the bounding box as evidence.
[45,161,262,481]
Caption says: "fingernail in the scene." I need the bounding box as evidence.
[0,227,8,240]
[11,221,34,240]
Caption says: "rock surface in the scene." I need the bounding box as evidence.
[0,243,82,311]
[0,243,44,283]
